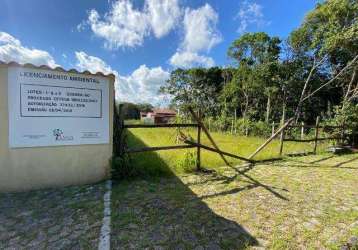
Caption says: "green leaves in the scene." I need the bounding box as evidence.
[228,32,281,66]
[290,0,358,63]
[161,67,224,116]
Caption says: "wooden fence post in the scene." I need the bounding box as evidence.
[188,107,231,166]
[272,122,275,136]
[313,116,320,154]
[301,121,305,140]
[196,123,201,171]
[279,127,285,156]
[279,111,286,156]
[196,110,201,171]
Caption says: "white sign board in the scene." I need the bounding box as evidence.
[8,67,110,148]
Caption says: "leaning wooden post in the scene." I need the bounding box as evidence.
[196,112,202,171]
[188,107,231,166]
[301,121,305,140]
[313,116,320,154]
[248,118,294,160]
[279,126,285,156]
[279,110,286,156]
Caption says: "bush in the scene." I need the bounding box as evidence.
[328,102,358,146]
[204,116,277,137]
[251,121,272,137]
[177,151,197,173]
[235,118,251,135]
[111,154,137,179]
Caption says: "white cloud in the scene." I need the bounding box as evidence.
[145,0,182,38]
[76,20,87,32]
[75,51,170,105]
[75,51,116,75]
[88,1,150,49]
[0,32,21,46]
[85,0,181,49]
[120,64,170,104]
[170,51,214,68]
[0,32,57,67]
[182,4,222,53]
[236,1,270,33]
[169,3,221,68]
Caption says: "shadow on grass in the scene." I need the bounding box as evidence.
[309,155,335,163]
[111,130,258,249]
[280,154,358,170]
[332,156,358,167]
[220,166,289,201]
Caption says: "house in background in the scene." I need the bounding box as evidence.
[140,109,176,124]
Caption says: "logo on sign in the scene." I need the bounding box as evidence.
[53,129,73,141]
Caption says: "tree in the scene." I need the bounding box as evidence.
[118,102,140,120]
[160,68,224,116]
[137,103,153,113]
[228,32,281,66]
[289,0,358,113]
[226,32,281,121]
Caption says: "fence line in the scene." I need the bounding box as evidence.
[120,118,355,167]
[279,116,354,155]
[122,123,203,170]
[124,123,198,128]
[122,120,253,170]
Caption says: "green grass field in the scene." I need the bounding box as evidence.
[124,127,329,175]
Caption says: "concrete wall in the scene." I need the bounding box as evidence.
[0,65,114,192]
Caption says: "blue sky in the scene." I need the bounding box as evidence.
[0,0,319,105]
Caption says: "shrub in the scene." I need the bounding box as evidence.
[111,154,137,179]
[177,151,197,173]
[328,102,358,146]
[251,121,272,137]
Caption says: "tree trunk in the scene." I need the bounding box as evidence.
[344,67,357,102]
[242,93,249,120]
[265,94,271,123]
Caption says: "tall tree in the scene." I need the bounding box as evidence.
[160,68,224,116]
[226,32,281,121]
[289,0,358,110]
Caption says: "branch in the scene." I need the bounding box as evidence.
[301,54,358,102]
[344,66,357,101]
[294,55,327,121]
[347,87,358,101]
